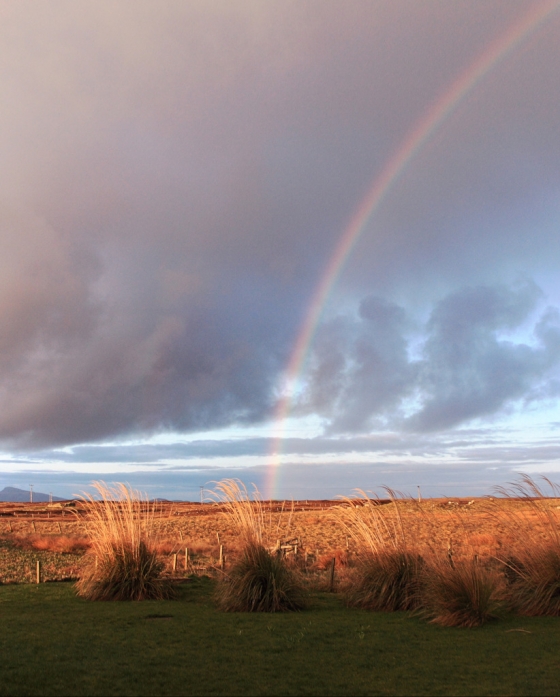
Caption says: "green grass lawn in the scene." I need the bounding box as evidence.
[1,578,559,696]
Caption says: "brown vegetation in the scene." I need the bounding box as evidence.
[3,476,560,624]
[75,482,175,601]
[492,476,560,616]
[332,490,424,611]
[211,480,306,612]
[420,554,505,627]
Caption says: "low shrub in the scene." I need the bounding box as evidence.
[11,534,90,554]
[420,555,504,628]
[43,535,91,554]
[316,549,350,570]
[215,542,306,612]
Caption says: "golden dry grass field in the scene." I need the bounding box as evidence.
[1,496,558,585]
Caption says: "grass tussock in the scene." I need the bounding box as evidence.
[345,551,424,612]
[215,542,307,612]
[333,489,423,611]
[75,481,174,601]
[211,479,305,612]
[420,555,504,628]
[494,475,560,616]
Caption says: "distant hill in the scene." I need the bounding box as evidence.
[0,486,66,503]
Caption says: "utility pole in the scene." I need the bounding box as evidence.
[29,484,33,504]
[199,485,204,504]
[49,492,53,504]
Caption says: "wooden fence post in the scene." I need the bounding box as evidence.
[184,548,189,572]
[219,545,224,570]
[172,553,177,573]
[329,557,336,592]
[36,560,41,584]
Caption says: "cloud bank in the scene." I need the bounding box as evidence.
[0,1,559,464]
[301,282,560,433]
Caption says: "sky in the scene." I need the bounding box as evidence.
[1,0,560,500]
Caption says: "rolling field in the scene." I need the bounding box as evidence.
[0,497,557,583]
[2,496,560,695]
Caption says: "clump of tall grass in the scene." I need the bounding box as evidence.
[346,550,424,611]
[420,554,504,628]
[493,475,560,616]
[215,542,306,612]
[333,489,423,611]
[211,479,305,612]
[75,482,174,601]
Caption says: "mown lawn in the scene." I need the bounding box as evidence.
[1,578,559,696]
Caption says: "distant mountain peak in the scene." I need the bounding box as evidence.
[0,486,65,503]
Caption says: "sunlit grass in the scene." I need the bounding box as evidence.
[333,489,424,611]
[214,542,307,612]
[210,479,306,612]
[75,482,174,601]
[420,554,505,628]
[494,475,560,616]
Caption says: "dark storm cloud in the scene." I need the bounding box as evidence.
[301,283,560,433]
[0,2,559,450]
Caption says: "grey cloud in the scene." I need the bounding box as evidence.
[454,444,560,463]
[301,283,560,433]
[332,8,560,304]
[0,459,543,501]
[0,3,559,451]
[300,296,417,431]
[410,283,560,431]
[22,430,499,464]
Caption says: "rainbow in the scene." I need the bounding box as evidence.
[266,0,560,499]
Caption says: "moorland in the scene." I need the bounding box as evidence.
[0,494,553,583]
[2,484,560,696]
